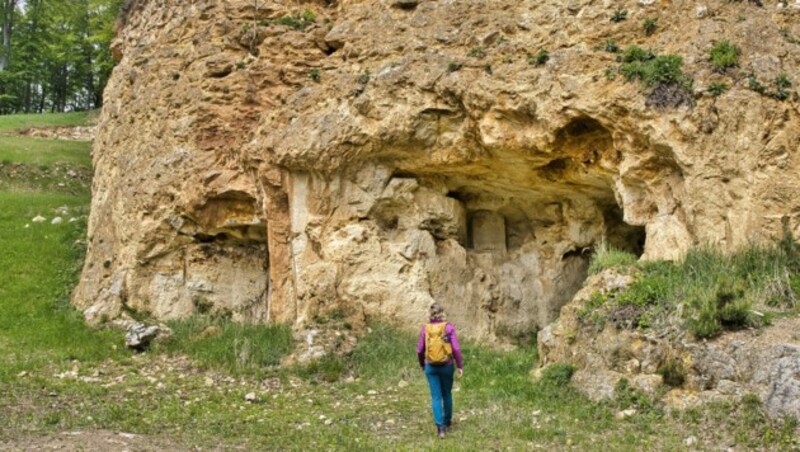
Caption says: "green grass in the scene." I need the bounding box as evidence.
[159,317,294,377]
[589,243,639,274]
[0,191,125,383]
[0,111,94,132]
[0,136,92,167]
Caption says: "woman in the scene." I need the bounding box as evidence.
[417,303,463,439]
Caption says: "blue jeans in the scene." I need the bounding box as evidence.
[424,363,454,428]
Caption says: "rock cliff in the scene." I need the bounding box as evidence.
[74,0,800,342]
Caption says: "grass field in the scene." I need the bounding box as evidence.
[0,111,95,132]
[0,113,798,450]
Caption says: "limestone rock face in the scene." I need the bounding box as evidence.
[75,0,800,341]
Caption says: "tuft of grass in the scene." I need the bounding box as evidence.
[773,73,792,101]
[643,18,658,36]
[604,40,620,53]
[538,363,576,386]
[708,82,729,97]
[160,317,294,377]
[611,9,628,23]
[710,40,741,72]
[657,359,686,387]
[589,244,638,274]
[529,49,549,66]
[309,68,321,82]
[467,47,486,59]
[447,61,462,73]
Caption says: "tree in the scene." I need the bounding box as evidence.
[0,0,121,114]
[0,0,16,72]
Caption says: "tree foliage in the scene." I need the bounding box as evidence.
[0,0,122,114]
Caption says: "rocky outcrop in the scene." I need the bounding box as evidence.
[537,270,800,419]
[75,0,800,342]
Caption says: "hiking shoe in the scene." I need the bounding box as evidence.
[437,426,446,439]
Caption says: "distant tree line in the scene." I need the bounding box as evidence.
[0,0,123,114]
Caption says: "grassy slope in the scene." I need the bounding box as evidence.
[0,137,92,167]
[0,113,122,384]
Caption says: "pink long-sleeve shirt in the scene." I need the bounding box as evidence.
[417,321,463,369]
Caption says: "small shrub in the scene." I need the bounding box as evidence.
[604,40,620,53]
[447,61,462,73]
[484,64,493,75]
[657,359,686,387]
[708,82,729,97]
[611,9,628,23]
[643,18,658,36]
[467,47,486,59]
[236,61,246,70]
[539,363,576,386]
[309,68,321,82]
[605,67,617,80]
[621,53,687,87]
[529,49,549,66]
[621,45,655,63]
[619,47,693,108]
[710,40,741,72]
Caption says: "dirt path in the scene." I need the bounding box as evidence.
[0,430,184,451]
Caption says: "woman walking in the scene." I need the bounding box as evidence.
[417,303,463,439]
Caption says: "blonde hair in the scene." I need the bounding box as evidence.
[429,303,446,322]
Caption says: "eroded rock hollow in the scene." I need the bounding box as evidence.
[74,0,800,341]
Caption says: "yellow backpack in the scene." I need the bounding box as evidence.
[425,323,453,365]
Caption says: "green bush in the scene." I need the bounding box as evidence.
[447,61,462,73]
[710,40,741,71]
[309,68,321,82]
[618,46,693,107]
[539,363,576,386]
[604,40,620,53]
